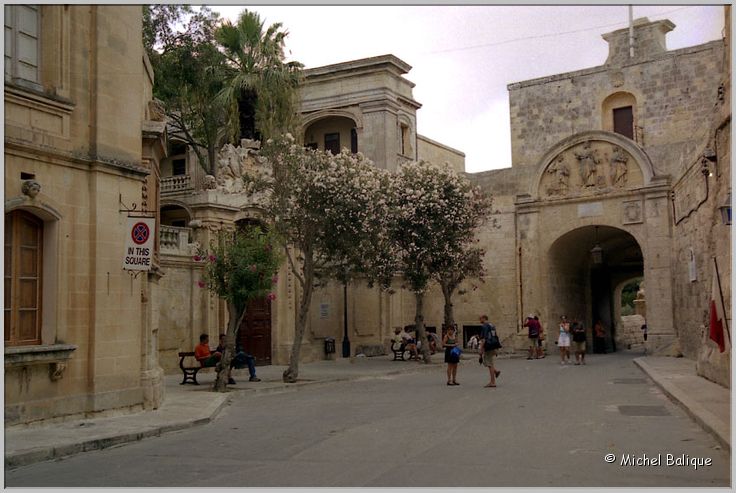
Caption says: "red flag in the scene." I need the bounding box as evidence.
[709,260,727,352]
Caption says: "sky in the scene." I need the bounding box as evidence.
[214,4,725,173]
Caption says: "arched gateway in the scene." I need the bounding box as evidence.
[515,131,676,353]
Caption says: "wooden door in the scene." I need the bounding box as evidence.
[238,297,272,365]
[4,210,43,346]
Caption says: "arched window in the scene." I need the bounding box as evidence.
[303,116,357,154]
[5,210,43,346]
[602,92,637,141]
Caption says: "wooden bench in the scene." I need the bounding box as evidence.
[178,351,203,385]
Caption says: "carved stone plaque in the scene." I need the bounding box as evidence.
[622,200,643,225]
[578,202,603,217]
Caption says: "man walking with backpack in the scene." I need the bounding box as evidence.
[479,315,501,387]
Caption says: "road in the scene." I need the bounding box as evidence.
[5,352,729,487]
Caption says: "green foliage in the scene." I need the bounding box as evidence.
[143,5,230,175]
[215,10,304,143]
[194,226,283,310]
[621,278,642,309]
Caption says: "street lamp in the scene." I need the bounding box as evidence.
[719,191,731,226]
[342,275,350,358]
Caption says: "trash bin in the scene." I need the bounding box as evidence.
[324,337,336,359]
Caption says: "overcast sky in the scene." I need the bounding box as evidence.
[214,5,725,173]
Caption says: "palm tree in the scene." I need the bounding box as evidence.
[215,10,304,143]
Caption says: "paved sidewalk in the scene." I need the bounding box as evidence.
[5,355,442,469]
[634,356,730,451]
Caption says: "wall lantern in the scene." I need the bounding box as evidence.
[719,191,731,226]
[590,226,604,265]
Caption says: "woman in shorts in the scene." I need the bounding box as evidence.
[443,325,460,385]
[558,315,571,364]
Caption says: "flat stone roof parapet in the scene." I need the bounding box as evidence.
[507,39,723,91]
[417,134,465,157]
[305,54,413,80]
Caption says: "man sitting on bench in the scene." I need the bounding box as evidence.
[194,333,236,385]
[216,334,261,383]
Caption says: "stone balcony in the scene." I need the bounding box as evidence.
[160,225,192,256]
[161,174,193,194]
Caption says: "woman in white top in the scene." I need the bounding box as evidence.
[558,315,571,365]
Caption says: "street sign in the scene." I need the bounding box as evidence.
[123,217,155,271]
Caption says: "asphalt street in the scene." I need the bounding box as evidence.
[5,352,729,487]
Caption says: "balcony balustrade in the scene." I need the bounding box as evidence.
[161,174,193,194]
[160,225,192,256]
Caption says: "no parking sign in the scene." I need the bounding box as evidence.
[123,217,156,270]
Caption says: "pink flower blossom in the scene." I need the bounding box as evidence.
[193,255,202,262]
[197,280,206,288]
[208,255,217,262]
[249,264,258,272]
[267,292,276,301]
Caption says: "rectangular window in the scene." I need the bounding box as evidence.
[4,5,40,84]
[324,133,340,155]
[172,158,186,176]
[613,106,634,140]
[5,211,43,346]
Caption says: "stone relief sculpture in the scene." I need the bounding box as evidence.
[21,179,41,198]
[574,141,600,188]
[609,145,629,187]
[215,140,262,193]
[546,154,570,195]
[541,140,642,198]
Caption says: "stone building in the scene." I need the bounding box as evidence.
[156,55,466,370]
[4,5,166,424]
[156,14,730,390]
[468,15,731,386]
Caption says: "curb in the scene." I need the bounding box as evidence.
[5,393,234,470]
[633,358,730,451]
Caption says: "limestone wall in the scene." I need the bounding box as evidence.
[508,23,724,181]
[4,6,155,425]
[417,134,465,173]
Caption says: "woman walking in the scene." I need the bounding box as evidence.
[443,325,461,385]
[558,315,571,364]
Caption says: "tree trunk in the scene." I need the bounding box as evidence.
[207,143,218,177]
[441,281,455,330]
[414,291,432,364]
[283,251,315,383]
[214,301,246,392]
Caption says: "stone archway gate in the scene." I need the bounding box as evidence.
[514,131,675,353]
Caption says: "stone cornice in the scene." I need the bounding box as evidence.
[301,87,419,113]
[305,54,412,80]
[5,139,149,178]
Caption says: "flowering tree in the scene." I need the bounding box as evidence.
[194,225,281,391]
[430,181,491,331]
[256,135,389,383]
[383,161,490,363]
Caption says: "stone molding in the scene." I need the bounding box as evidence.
[531,131,656,199]
[301,108,363,130]
[5,344,77,382]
